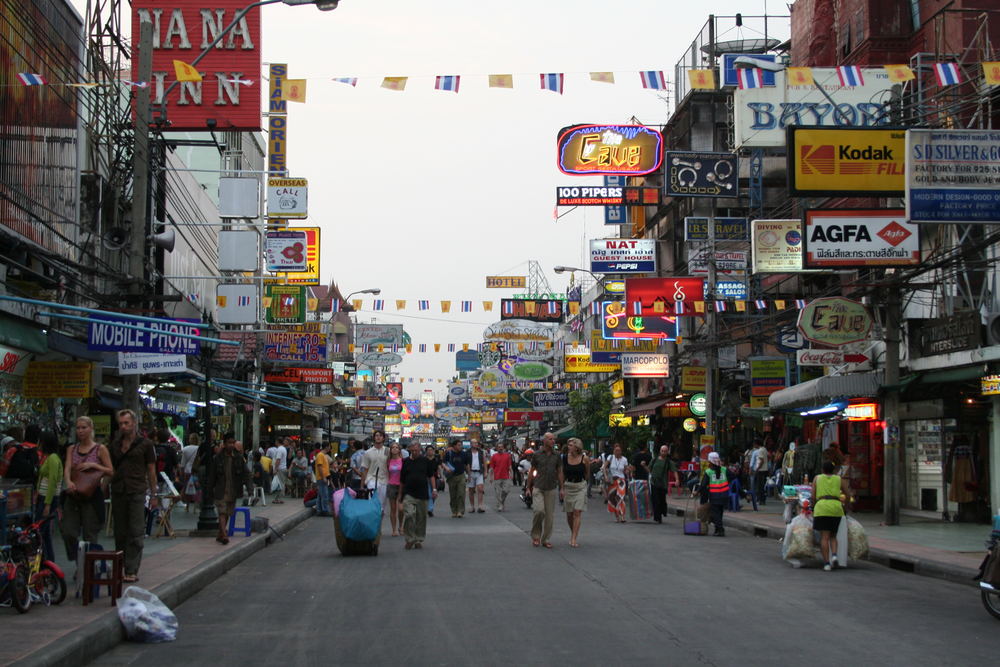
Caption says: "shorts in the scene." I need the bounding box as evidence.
[467,472,484,488]
[813,515,842,532]
[215,500,236,516]
[387,484,400,500]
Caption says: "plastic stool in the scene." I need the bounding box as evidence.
[83,550,124,606]
[228,507,252,537]
[250,486,267,506]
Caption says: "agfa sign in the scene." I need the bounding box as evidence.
[797,297,873,347]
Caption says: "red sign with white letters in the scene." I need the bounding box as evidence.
[132,1,262,130]
[626,277,705,312]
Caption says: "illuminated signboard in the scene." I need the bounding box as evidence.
[589,239,657,274]
[845,403,878,421]
[556,186,661,207]
[500,299,564,323]
[557,124,663,175]
[133,0,262,131]
[625,277,705,312]
[982,375,1000,396]
[600,301,677,341]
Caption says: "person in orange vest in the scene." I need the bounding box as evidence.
[698,451,730,536]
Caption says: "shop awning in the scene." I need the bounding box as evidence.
[768,371,883,411]
[883,366,984,392]
[0,315,46,354]
[624,398,669,417]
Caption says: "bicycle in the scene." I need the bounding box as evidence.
[0,545,31,613]
[11,516,66,606]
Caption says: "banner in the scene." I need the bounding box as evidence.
[803,209,918,267]
[788,127,905,196]
[589,239,656,273]
[118,353,187,375]
[263,332,327,363]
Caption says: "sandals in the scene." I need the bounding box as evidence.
[123,574,139,583]
[532,539,540,547]
[543,542,553,549]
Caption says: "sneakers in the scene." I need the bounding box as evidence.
[823,563,832,572]
[831,556,839,569]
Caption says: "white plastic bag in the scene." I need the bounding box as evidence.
[846,516,869,560]
[270,475,282,493]
[118,586,178,643]
[782,513,815,560]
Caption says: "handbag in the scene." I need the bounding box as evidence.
[436,478,445,492]
[70,466,104,498]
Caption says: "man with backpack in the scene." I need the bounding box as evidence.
[154,428,179,492]
[0,423,42,483]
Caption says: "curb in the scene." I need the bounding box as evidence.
[671,505,981,586]
[13,508,314,667]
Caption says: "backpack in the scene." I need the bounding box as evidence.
[155,445,170,476]
[4,444,40,483]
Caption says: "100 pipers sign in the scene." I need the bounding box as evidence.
[132,1,262,130]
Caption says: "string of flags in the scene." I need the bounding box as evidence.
[686,61,1000,90]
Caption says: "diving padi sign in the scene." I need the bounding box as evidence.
[88,316,200,354]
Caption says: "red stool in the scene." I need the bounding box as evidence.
[83,550,124,606]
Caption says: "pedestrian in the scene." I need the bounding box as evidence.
[782,440,796,485]
[467,440,487,513]
[179,433,200,504]
[34,430,63,562]
[348,440,364,491]
[699,452,729,537]
[443,439,470,517]
[489,441,514,512]
[313,442,332,516]
[603,443,629,523]
[631,441,652,482]
[750,438,768,507]
[153,428,179,491]
[399,442,438,550]
[561,437,589,548]
[424,445,440,517]
[211,434,250,545]
[812,460,851,571]
[361,430,389,509]
[270,437,288,503]
[649,444,676,524]
[386,442,405,536]
[290,447,311,492]
[62,416,113,560]
[108,409,158,582]
[528,432,560,548]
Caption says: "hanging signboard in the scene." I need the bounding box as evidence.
[507,388,535,410]
[688,250,748,275]
[87,316,200,355]
[788,127,906,196]
[263,332,327,363]
[721,53,777,87]
[564,351,619,373]
[118,353,187,375]
[714,280,749,300]
[483,320,554,344]
[556,186,661,207]
[589,330,658,363]
[270,227,319,285]
[600,301,677,340]
[500,299,564,323]
[265,230,308,272]
[589,239,657,273]
[751,219,804,273]
[557,124,663,176]
[906,128,1000,223]
[625,277,705,309]
[216,284,258,325]
[267,63,288,178]
[264,368,335,383]
[355,324,404,346]
[603,175,626,225]
[681,366,707,391]
[265,285,306,324]
[533,390,569,411]
[456,350,480,371]
[621,353,670,378]
[486,276,526,288]
[734,68,893,148]
[24,361,92,398]
[797,297,873,347]
[504,410,544,425]
[510,362,553,381]
[266,178,308,218]
[804,209,919,268]
[749,357,788,398]
[917,312,981,357]
[665,151,738,197]
[684,217,749,241]
[356,351,404,367]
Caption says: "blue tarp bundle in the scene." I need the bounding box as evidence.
[339,493,381,541]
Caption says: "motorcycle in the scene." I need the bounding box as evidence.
[978,527,1000,620]
[11,516,66,607]
[519,468,537,509]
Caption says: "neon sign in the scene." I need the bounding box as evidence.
[558,124,663,176]
[600,301,676,341]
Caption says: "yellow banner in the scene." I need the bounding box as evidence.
[681,366,707,392]
[564,352,618,374]
[24,362,92,398]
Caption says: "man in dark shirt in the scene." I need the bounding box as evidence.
[528,432,562,548]
[443,439,471,518]
[398,442,437,549]
[649,445,677,524]
[631,442,652,481]
[108,409,158,582]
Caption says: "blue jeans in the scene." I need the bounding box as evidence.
[33,496,58,563]
[427,480,435,513]
[316,479,331,514]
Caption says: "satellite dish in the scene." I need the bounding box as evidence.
[701,38,781,56]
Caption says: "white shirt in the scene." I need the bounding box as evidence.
[273,446,288,472]
[471,450,482,471]
[180,445,199,474]
[362,445,389,485]
[607,455,628,479]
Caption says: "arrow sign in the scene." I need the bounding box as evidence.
[844,354,869,363]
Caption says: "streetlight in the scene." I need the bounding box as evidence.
[339,288,381,313]
[196,326,220,532]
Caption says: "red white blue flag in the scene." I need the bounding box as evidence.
[736,68,764,89]
[17,73,46,86]
[836,66,864,87]
[372,299,384,311]
[631,301,643,315]
[447,343,456,352]
[547,301,559,315]
[434,75,461,93]
[934,62,962,86]
[418,300,429,311]
[502,301,514,316]
[418,344,427,353]
[333,77,358,87]
[639,70,667,90]
[460,300,472,312]
[540,73,564,94]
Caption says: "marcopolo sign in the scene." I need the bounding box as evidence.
[589,239,656,273]
[788,127,905,196]
[557,124,663,176]
[797,297,873,347]
[804,209,919,268]
[621,353,670,378]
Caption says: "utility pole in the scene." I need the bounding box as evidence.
[123,18,153,415]
[704,211,717,442]
[883,282,902,525]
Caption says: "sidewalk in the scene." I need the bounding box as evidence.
[3,498,313,667]
[672,493,987,584]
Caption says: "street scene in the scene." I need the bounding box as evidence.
[3,0,1000,664]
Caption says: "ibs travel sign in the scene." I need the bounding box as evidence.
[788,127,906,196]
[804,209,919,268]
[557,124,663,176]
[589,239,656,273]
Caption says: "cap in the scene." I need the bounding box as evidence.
[707,452,721,464]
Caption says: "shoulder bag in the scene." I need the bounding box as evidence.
[70,446,104,498]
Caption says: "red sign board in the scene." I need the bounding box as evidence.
[626,277,705,312]
[504,410,543,425]
[264,368,335,384]
[132,1,262,131]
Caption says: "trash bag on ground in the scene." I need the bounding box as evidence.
[782,513,815,560]
[846,516,869,560]
[117,586,178,643]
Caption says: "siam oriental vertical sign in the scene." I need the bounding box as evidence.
[132,1,262,130]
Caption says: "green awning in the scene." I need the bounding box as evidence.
[884,366,984,393]
[555,423,610,440]
[0,315,47,354]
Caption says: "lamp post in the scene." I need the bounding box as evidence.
[196,329,220,531]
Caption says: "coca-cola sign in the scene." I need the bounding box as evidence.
[796,349,845,366]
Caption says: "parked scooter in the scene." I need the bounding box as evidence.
[978,527,1000,620]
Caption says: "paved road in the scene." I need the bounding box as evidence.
[96,491,999,666]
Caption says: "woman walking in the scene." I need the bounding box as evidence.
[61,416,113,561]
[386,443,405,536]
[561,438,589,547]
[603,443,629,523]
[34,430,63,562]
[812,460,851,571]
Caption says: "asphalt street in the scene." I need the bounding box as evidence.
[95,490,1000,666]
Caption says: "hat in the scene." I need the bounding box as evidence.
[707,452,721,464]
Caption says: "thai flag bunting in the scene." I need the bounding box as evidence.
[362,344,371,353]
[715,301,726,312]
[736,68,763,89]
[590,302,601,316]
[540,73,564,94]
[237,295,251,307]
[795,299,808,309]
[934,62,962,86]
[333,77,358,87]
[547,301,558,315]
[434,75,461,92]
[570,319,583,332]
[372,299,384,311]
[418,300,429,311]
[461,300,472,312]
[631,301,643,315]
[188,293,200,305]
[755,299,767,310]
[675,302,685,315]
[17,73,46,86]
[640,70,667,90]
[447,343,456,352]
[502,300,514,315]
[331,299,340,312]
[836,66,864,87]
[612,340,621,349]
[418,344,427,352]
[333,344,341,353]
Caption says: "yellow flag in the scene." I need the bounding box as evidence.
[653,301,665,313]
[440,300,451,313]
[173,60,202,83]
[348,344,355,353]
[884,64,915,83]
[545,342,553,349]
[307,298,318,310]
[433,344,440,352]
[983,62,1000,85]
[568,302,579,315]
[687,69,715,90]
[735,301,746,312]
[488,74,513,88]
[419,378,424,383]
[524,301,537,314]
[382,76,407,91]
[583,383,589,389]
[262,297,272,307]
[352,299,362,311]
[396,300,406,311]
[775,300,786,310]
[675,335,683,345]
[283,79,307,102]
[376,344,383,352]
[694,301,705,313]
[590,72,615,84]
[216,295,228,307]
[462,343,469,352]
[786,67,813,86]
[517,343,525,351]
[482,301,493,312]
[405,344,412,353]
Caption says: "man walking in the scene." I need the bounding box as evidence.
[528,432,561,548]
[211,434,250,544]
[749,438,768,508]
[108,409,158,583]
[271,437,288,504]
[361,430,389,509]
[313,442,332,516]
[398,442,437,549]
[649,445,676,524]
[489,441,514,512]
[699,451,729,536]
[443,439,470,517]
[467,440,487,513]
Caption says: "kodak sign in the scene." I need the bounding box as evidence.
[787,127,905,196]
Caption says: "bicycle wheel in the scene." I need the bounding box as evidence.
[11,566,31,614]
[982,586,1000,620]
[42,570,66,606]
